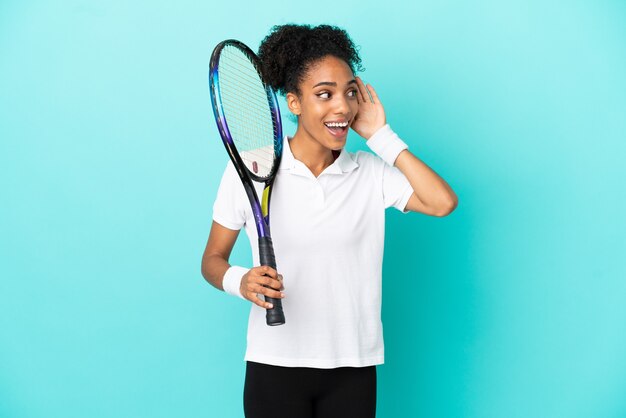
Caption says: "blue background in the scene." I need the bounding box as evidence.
[1,1,625,417]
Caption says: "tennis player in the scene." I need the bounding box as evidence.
[201,23,458,418]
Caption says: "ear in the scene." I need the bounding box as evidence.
[286,92,301,116]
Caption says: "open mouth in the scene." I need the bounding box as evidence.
[324,121,349,137]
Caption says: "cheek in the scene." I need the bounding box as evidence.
[301,103,325,126]
[298,112,320,134]
[349,100,359,114]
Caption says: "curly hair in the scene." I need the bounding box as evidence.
[258,24,364,96]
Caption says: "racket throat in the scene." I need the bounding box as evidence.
[261,184,272,222]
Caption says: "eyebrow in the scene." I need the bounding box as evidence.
[312,79,357,88]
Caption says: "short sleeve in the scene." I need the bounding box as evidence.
[212,161,248,230]
[382,160,414,213]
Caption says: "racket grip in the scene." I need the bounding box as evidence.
[259,236,285,326]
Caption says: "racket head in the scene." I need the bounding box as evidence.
[209,39,283,184]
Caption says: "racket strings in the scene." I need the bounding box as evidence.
[220,59,274,98]
[219,45,279,178]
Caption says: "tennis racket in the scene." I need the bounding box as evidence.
[208,39,285,326]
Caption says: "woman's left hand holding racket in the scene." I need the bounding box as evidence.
[240,267,284,310]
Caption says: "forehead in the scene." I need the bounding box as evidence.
[301,55,354,86]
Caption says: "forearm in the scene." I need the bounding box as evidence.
[365,124,457,215]
[394,149,458,212]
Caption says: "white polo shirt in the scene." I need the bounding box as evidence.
[212,130,413,368]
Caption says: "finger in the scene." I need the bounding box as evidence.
[257,275,282,290]
[355,76,368,103]
[357,76,374,102]
[257,265,278,279]
[256,284,284,299]
[250,293,274,309]
[278,274,284,290]
[366,83,381,104]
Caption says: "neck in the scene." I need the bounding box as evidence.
[290,126,338,177]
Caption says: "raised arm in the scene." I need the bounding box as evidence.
[352,76,458,217]
[394,150,458,216]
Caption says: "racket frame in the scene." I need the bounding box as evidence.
[209,39,285,325]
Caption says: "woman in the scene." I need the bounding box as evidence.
[202,24,457,418]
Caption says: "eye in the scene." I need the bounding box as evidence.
[317,92,331,99]
[347,89,357,98]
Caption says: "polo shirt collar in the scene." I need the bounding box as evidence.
[279,135,359,176]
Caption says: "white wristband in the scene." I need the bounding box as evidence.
[366,124,408,166]
[222,265,248,300]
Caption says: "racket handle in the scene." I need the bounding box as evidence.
[259,236,285,326]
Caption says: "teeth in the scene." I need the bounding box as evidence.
[325,122,348,128]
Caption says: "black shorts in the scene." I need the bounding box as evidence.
[244,361,377,418]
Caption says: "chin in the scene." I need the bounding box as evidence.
[327,139,346,151]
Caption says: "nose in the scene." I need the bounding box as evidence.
[333,94,350,115]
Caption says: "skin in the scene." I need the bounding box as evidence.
[201,54,458,307]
